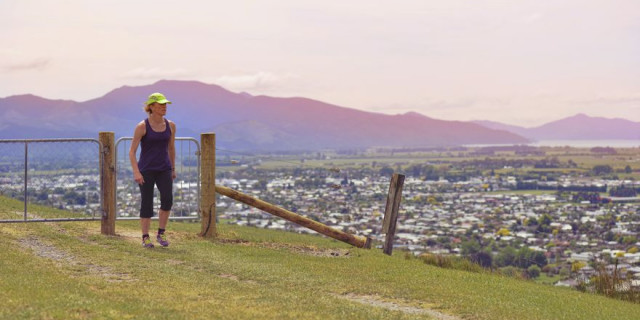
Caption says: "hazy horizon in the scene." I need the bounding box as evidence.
[3,78,640,130]
[2,0,639,127]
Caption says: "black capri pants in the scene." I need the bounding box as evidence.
[139,170,173,218]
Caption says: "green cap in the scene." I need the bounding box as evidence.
[145,92,172,106]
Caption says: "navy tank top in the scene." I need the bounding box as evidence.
[138,118,172,172]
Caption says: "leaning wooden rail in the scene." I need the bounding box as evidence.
[215,185,372,249]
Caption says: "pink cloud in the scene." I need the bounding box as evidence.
[3,57,50,72]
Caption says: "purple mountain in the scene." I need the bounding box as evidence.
[0,80,528,150]
[474,114,640,141]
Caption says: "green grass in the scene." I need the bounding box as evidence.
[534,273,565,286]
[1,197,640,319]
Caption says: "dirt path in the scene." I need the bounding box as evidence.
[338,293,461,320]
[16,236,134,283]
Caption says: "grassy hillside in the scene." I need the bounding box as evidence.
[1,197,640,319]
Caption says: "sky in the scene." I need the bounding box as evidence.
[1,0,639,127]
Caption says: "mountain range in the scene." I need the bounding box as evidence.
[473,114,640,141]
[0,80,637,150]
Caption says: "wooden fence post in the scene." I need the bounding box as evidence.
[215,185,371,248]
[382,173,404,255]
[100,132,116,235]
[200,133,216,238]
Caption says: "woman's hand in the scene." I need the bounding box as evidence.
[134,172,145,185]
[172,170,177,180]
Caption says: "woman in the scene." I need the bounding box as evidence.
[129,92,177,248]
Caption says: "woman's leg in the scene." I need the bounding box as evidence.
[139,171,156,246]
[158,209,170,229]
[141,218,151,235]
[157,170,174,229]
[155,170,173,246]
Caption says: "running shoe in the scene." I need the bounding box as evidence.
[157,233,169,247]
[142,236,155,248]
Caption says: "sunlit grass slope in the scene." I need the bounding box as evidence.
[1,196,639,319]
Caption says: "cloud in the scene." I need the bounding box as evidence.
[120,67,194,80]
[213,72,299,91]
[1,56,50,72]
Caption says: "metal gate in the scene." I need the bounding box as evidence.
[0,139,104,223]
[114,137,200,221]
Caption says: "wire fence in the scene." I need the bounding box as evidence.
[115,137,200,220]
[0,137,389,241]
[0,139,103,223]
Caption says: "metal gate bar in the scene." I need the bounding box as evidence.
[0,217,102,224]
[0,138,104,223]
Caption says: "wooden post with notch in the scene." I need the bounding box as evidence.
[382,173,404,255]
[99,131,116,235]
[200,133,216,238]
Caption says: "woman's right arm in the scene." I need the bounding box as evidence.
[129,122,146,185]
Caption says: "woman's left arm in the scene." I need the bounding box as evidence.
[169,121,177,180]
